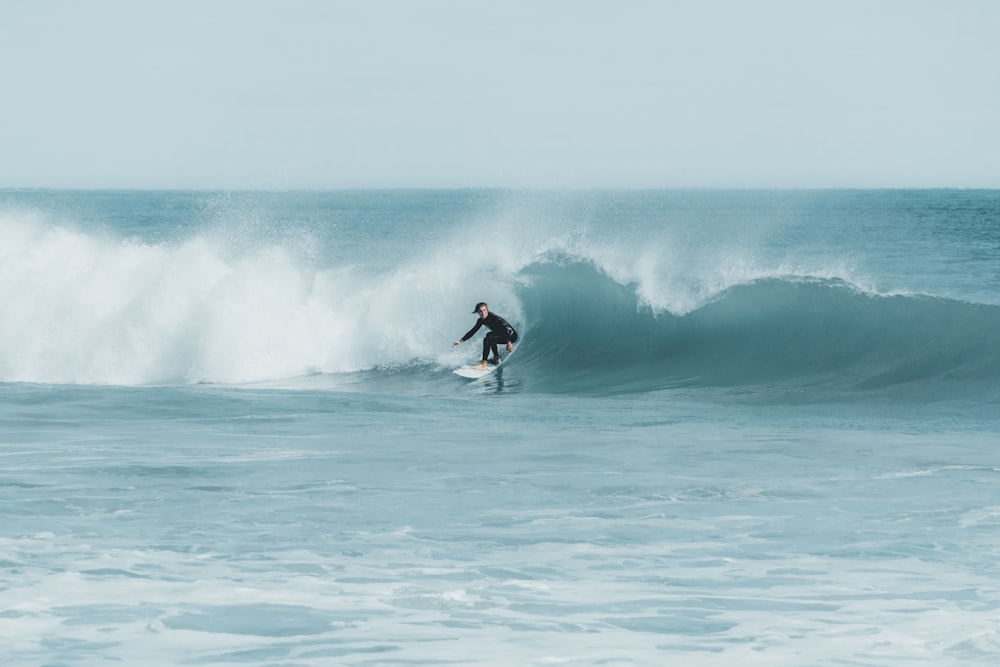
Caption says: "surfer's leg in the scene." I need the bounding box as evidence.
[473,336,493,369]
[484,332,505,363]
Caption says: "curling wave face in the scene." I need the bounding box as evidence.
[516,259,1000,401]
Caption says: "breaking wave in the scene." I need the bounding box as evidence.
[1,203,997,405]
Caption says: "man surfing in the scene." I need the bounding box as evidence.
[453,302,518,370]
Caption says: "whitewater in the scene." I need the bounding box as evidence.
[1,189,999,666]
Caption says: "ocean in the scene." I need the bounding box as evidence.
[1,189,998,666]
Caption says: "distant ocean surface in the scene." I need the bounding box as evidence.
[2,189,999,666]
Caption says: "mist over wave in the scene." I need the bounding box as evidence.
[0,211,473,385]
[1,200,997,404]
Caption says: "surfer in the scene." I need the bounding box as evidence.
[453,302,518,370]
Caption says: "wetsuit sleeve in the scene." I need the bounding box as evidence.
[461,319,484,342]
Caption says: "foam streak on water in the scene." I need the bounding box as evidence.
[2,386,999,666]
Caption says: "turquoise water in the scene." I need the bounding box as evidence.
[1,190,999,665]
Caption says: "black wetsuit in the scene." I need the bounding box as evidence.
[461,313,519,362]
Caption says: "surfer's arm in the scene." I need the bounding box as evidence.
[457,319,484,344]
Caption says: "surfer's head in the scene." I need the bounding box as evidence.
[473,302,488,316]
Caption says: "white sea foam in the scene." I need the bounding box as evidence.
[0,212,510,384]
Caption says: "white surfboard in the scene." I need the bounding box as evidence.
[453,346,516,379]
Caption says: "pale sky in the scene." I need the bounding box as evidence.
[1,0,998,189]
